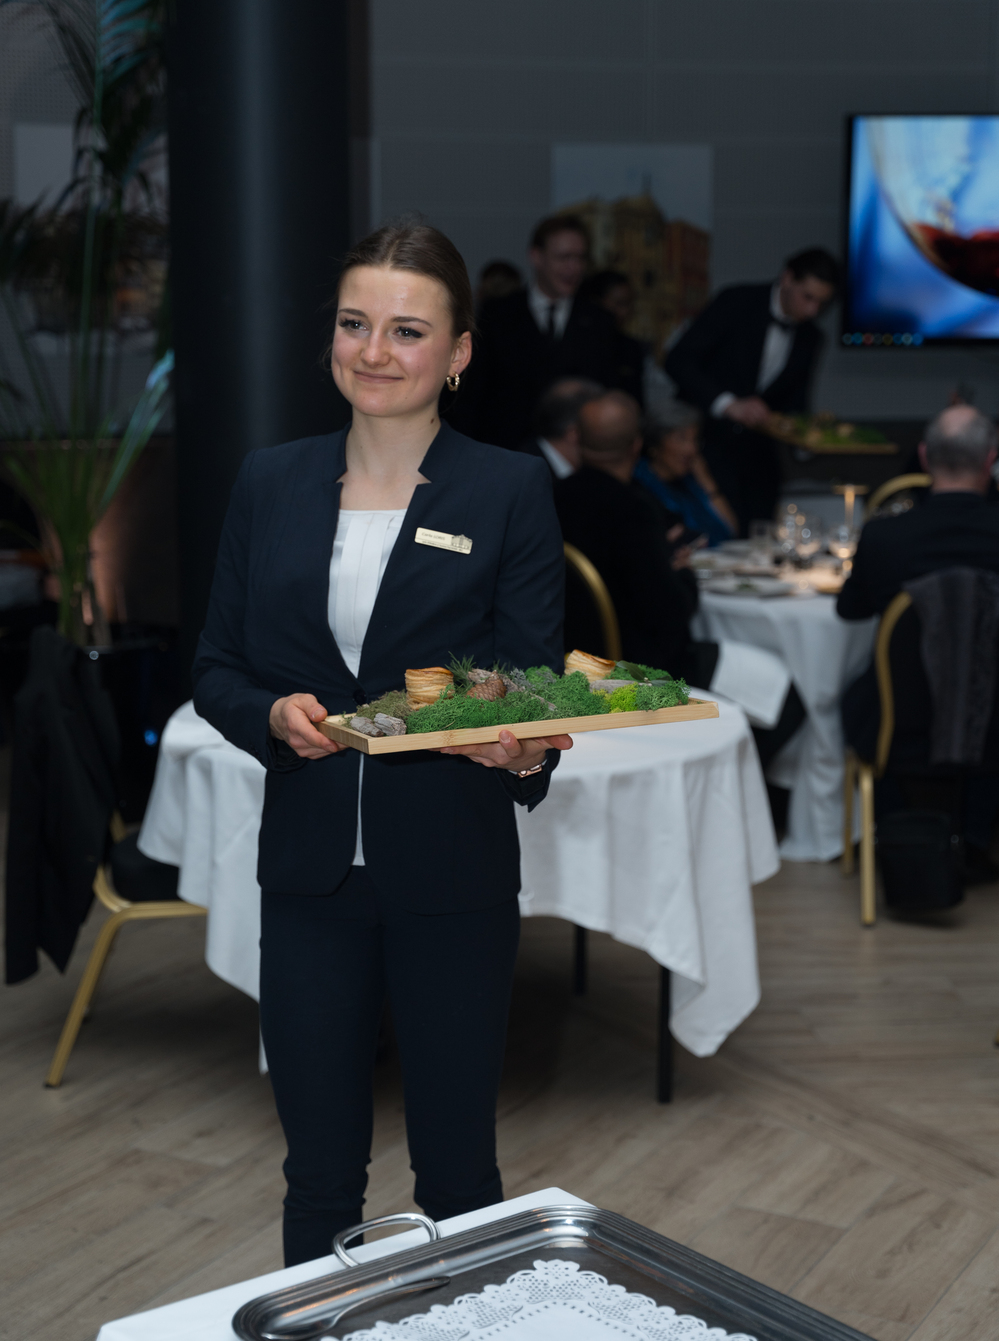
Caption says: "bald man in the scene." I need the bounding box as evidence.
[839,405,999,881]
[553,391,705,681]
[838,405,999,621]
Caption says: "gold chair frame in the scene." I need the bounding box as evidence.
[841,590,912,925]
[45,813,206,1087]
[865,473,932,517]
[563,542,622,662]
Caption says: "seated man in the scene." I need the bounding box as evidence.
[838,404,999,620]
[633,400,737,547]
[554,392,803,768]
[520,378,604,480]
[839,404,999,879]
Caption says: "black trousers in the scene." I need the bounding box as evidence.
[259,867,521,1267]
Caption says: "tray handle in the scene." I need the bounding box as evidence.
[333,1211,441,1267]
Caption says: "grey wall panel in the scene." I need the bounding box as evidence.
[658,1,993,64]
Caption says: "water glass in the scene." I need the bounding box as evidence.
[748,520,773,566]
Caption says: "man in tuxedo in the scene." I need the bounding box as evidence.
[520,377,604,480]
[664,247,839,534]
[450,215,620,447]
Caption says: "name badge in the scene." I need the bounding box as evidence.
[415,527,473,555]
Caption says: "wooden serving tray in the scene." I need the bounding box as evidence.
[319,698,719,754]
[764,415,897,456]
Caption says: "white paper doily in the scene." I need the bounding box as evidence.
[333,1257,757,1340]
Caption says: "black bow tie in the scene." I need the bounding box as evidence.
[771,316,796,332]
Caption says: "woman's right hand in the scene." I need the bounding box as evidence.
[269,694,344,759]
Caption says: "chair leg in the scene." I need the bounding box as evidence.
[45,910,128,1088]
[657,967,672,1103]
[572,925,587,995]
[859,764,877,926]
[841,753,856,876]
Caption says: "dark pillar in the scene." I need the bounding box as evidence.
[168,0,360,684]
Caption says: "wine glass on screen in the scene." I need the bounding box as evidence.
[828,523,859,574]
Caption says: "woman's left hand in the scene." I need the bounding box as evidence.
[439,729,572,771]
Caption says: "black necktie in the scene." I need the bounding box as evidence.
[546,302,557,340]
[771,316,795,333]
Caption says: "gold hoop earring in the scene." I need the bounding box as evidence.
[446,373,461,392]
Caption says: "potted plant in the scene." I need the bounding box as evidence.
[0,0,170,646]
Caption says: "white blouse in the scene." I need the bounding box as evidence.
[328,508,407,864]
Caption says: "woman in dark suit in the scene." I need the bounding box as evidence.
[192,222,570,1267]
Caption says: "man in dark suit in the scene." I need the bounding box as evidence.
[520,377,604,480]
[838,405,999,620]
[839,405,999,879]
[553,390,703,680]
[664,247,839,534]
[450,215,620,448]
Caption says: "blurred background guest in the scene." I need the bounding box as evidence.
[451,214,620,447]
[839,404,999,880]
[634,400,737,546]
[520,377,605,479]
[664,248,839,535]
[474,259,524,309]
[553,391,702,680]
[576,269,645,405]
[838,405,999,621]
[556,391,805,766]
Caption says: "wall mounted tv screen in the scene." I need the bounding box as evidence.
[845,114,999,345]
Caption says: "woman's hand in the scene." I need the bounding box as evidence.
[439,729,572,771]
[269,694,344,759]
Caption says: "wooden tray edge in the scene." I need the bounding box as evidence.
[319,699,719,754]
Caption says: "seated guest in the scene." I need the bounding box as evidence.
[553,391,701,680]
[634,400,737,547]
[449,215,620,447]
[839,405,999,878]
[576,269,645,406]
[475,259,523,309]
[556,392,805,766]
[838,405,999,620]
[521,378,604,479]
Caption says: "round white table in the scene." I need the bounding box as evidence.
[693,592,876,862]
[138,698,777,1061]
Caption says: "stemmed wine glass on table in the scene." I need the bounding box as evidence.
[828,523,859,575]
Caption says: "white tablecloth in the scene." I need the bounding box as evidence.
[693,592,875,863]
[95,1187,589,1341]
[139,699,776,1058]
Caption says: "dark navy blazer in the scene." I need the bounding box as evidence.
[191,423,565,909]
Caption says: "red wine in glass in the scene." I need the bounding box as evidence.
[911,224,999,295]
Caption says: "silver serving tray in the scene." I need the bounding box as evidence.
[232,1204,872,1341]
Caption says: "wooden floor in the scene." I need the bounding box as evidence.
[2,851,999,1340]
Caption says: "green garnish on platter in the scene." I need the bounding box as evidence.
[346,654,691,738]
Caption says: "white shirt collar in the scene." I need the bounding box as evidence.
[537,437,575,479]
[528,284,572,338]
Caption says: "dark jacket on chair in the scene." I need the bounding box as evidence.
[192,424,565,909]
[449,291,620,448]
[839,493,999,762]
[5,627,120,983]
